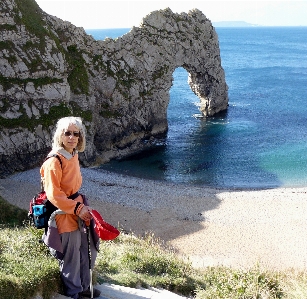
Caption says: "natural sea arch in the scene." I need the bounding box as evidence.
[0,5,229,176]
[91,8,229,165]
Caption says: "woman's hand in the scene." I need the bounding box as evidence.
[78,206,92,222]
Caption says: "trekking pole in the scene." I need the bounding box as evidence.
[86,225,93,299]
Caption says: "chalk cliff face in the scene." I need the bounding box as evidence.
[0,0,228,177]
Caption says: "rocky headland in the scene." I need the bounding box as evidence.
[0,0,228,177]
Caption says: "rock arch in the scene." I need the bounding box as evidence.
[141,8,228,119]
[0,1,228,176]
[92,8,228,160]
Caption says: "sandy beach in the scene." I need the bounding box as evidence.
[1,166,307,271]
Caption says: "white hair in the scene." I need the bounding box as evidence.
[52,116,86,152]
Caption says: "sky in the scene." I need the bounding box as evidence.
[35,0,307,29]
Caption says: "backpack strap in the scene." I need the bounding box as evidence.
[46,154,62,169]
[41,154,63,191]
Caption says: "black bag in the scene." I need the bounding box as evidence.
[28,154,62,229]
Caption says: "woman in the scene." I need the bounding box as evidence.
[40,116,100,299]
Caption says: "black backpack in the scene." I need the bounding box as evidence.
[28,154,62,229]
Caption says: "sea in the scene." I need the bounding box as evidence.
[85,27,307,189]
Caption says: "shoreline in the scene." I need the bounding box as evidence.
[97,164,307,191]
[1,167,307,271]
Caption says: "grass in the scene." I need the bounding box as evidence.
[95,232,206,296]
[0,195,307,299]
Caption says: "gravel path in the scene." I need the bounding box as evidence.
[1,166,307,271]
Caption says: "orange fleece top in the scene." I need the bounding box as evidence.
[40,149,84,234]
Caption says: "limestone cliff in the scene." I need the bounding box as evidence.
[0,0,228,177]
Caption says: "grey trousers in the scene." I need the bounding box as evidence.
[59,229,98,298]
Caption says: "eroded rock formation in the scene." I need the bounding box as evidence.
[0,0,228,177]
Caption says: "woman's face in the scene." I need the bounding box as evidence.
[61,124,80,154]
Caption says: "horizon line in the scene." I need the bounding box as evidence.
[84,25,307,30]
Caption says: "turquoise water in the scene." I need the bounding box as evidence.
[86,27,307,189]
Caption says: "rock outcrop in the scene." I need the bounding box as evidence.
[0,0,228,177]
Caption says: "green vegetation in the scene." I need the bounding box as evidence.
[0,197,28,227]
[1,2,51,73]
[0,40,20,68]
[0,41,15,52]
[13,0,54,61]
[0,102,70,130]
[0,197,61,299]
[66,45,89,95]
[14,0,48,45]
[4,0,90,94]
[96,233,205,295]
[69,101,93,122]
[197,266,283,299]
[0,43,89,96]
[0,99,92,130]
[0,24,17,31]
[1,195,307,299]
[0,75,63,92]
[0,227,62,299]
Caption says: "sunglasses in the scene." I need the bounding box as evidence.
[64,131,80,137]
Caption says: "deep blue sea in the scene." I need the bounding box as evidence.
[86,27,307,189]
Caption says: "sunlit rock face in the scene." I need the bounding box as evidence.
[0,0,228,177]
